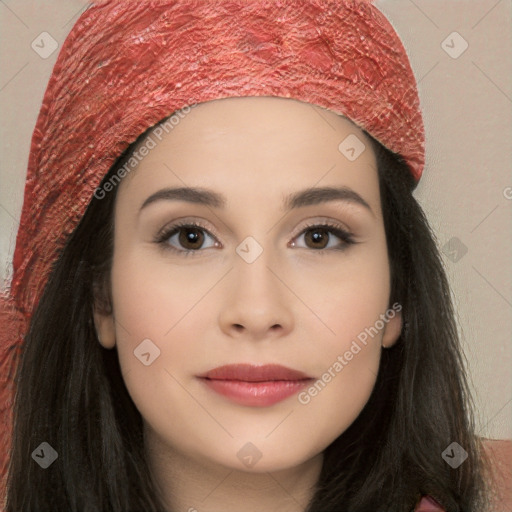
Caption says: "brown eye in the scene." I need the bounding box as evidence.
[304,227,330,249]
[156,222,219,255]
[292,223,356,252]
[177,227,205,250]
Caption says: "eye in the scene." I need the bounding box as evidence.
[290,222,356,251]
[155,221,219,256]
[155,220,357,256]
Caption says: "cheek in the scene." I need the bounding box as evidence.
[291,237,390,432]
[107,243,231,388]
[109,249,215,359]
[291,287,389,450]
[295,232,392,351]
[107,251,217,441]
[295,348,380,458]
[112,240,218,332]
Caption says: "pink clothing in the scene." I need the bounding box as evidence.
[415,496,445,511]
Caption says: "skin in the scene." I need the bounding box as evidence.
[94,96,402,512]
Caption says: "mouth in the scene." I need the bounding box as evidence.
[197,364,314,407]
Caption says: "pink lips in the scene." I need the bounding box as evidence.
[197,364,314,407]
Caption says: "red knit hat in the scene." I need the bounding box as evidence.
[0,0,425,502]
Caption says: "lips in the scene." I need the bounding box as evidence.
[197,364,314,407]
[199,363,312,382]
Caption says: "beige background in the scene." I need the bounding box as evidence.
[0,1,511,439]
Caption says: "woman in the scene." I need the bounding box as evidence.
[0,1,491,510]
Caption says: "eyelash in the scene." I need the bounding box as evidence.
[154,220,357,257]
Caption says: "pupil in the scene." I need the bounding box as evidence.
[181,228,202,248]
[308,228,328,248]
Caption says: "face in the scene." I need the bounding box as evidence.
[94,96,401,475]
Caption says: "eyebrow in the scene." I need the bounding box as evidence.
[139,185,374,216]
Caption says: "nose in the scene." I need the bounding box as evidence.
[217,252,295,341]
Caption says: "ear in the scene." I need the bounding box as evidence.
[381,309,402,349]
[93,308,116,349]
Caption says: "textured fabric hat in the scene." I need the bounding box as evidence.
[0,0,425,502]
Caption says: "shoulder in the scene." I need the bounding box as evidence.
[482,438,512,511]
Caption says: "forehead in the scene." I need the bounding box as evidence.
[118,96,380,211]
[147,96,374,155]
